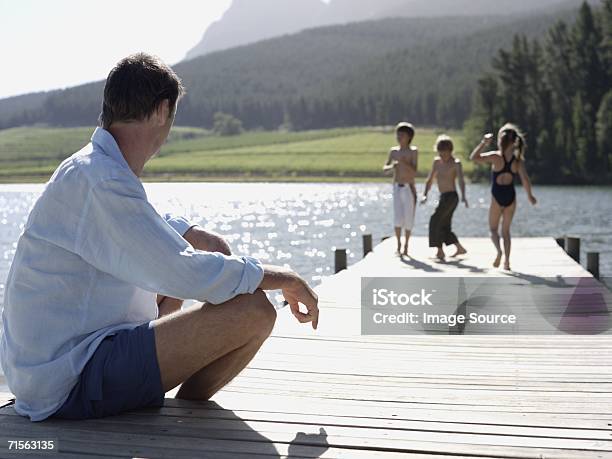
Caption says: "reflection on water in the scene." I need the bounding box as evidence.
[0,182,611,390]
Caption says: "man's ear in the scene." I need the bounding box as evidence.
[155,100,170,126]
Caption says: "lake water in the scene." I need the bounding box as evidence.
[1,182,611,391]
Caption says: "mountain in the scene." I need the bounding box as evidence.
[0,5,581,131]
[185,0,329,60]
[185,0,583,60]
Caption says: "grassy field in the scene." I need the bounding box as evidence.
[0,125,471,182]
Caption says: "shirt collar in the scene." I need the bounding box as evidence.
[91,127,131,171]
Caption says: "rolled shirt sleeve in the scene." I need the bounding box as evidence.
[163,213,196,237]
[74,177,264,304]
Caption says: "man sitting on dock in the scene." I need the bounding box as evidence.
[0,53,319,422]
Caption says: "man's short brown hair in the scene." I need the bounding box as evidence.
[99,53,185,129]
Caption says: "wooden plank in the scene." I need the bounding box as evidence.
[3,402,611,444]
[0,237,609,458]
[0,416,608,459]
[156,395,612,428]
[0,392,15,410]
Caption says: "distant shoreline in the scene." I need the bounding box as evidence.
[1,176,611,186]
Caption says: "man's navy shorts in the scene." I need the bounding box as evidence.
[51,321,165,420]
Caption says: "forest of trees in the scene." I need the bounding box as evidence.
[0,8,576,132]
[465,1,612,184]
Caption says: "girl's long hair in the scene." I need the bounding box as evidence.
[498,123,526,161]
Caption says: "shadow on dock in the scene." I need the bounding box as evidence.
[399,255,442,272]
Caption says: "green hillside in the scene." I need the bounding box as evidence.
[0,126,468,182]
[0,7,577,132]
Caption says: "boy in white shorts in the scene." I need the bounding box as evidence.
[383,122,418,256]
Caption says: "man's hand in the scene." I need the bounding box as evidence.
[259,265,319,330]
[283,277,319,329]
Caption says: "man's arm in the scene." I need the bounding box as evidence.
[183,225,232,255]
[76,178,264,305]
[157,224,233,317]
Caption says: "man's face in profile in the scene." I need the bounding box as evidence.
[150,101,178,159]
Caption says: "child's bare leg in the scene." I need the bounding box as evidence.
[436,245,445,261]
[489,201,503,267]
[403,230,411,256]
[501,203,516,270]
[452,242,467,257]
[394,227,402,254]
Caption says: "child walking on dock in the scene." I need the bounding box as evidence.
[469,124,537,270]
[422,134,468,261]
[383,122,418,256]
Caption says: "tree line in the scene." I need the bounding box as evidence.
[0,10,574,134]
[465,1,612,184]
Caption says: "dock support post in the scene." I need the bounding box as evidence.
[363,234,373,258]
[335,249,347,273]
[587,252,600,279]
[565,236,580,263]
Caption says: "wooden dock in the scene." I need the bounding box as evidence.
[2,237,612,458]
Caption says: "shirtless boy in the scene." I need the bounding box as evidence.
[383,122,418,256]
[422,134,468,261]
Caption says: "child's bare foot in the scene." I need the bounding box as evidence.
[402,245,409,257]
[451,245,467,257]
[493,251,502,268]
[503,259,511,271]
[436,248,446,262]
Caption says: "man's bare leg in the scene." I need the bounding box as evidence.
[175,325,270,400]
[151,225,317,400]
[151,289,276,399]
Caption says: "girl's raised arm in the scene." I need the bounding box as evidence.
[470,134,496,163]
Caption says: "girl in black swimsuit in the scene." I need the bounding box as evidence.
[470,123,537,271]
[491,153,517,207]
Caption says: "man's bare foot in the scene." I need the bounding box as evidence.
[451,245,467,257]
[436,248,445,261]
[402,245,409,257]
[493,251,502,268]
[503,259,511,271]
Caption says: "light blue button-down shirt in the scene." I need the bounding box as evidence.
[0,127,265,421]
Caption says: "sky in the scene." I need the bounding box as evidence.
[0,0,233,100]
